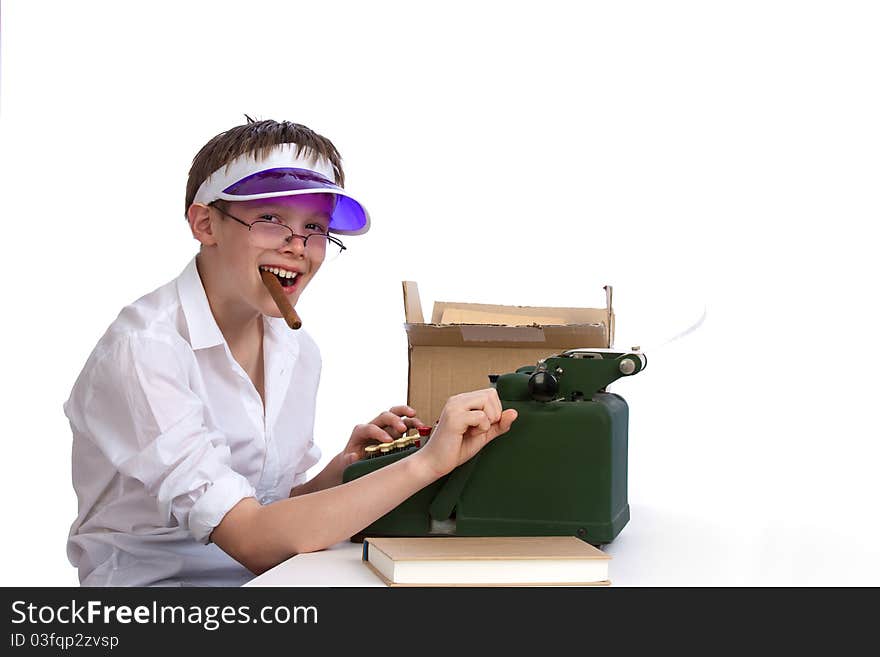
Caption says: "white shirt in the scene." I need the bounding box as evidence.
[65,257,322,586]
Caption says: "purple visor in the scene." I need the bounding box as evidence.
[219,167,369,235]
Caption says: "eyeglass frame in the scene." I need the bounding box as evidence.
[208,201,347,255]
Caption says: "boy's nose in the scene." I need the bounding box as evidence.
[280,234,307,257]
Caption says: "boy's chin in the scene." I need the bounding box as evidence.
[261,302,285,318]
[260,296,300,319]
[258,283,304,317]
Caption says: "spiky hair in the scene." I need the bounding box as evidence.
[185,116,345,214]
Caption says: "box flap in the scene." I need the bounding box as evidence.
[432,301,606,326]
[604,285,615,347]
[402,281,425,324]
[404,323,607,348]
[401,281,615,424]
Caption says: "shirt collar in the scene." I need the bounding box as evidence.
[177,256,225,350]
[263,314,301,356]
[177,256,302,355]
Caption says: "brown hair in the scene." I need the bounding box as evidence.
[185,116,345,215]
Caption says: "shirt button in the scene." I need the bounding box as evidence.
[260,496,271,505]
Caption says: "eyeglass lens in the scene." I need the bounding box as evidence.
[250,222,343,261]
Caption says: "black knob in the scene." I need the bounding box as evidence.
[488,374,500,384]
[528,371,559,402]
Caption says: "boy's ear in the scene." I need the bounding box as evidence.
[187,203,218,246]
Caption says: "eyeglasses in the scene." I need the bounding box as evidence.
[210,202,347,262]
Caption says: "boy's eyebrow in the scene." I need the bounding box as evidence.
[246,205,331,221]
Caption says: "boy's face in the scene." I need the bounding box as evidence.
[208,193,334,318]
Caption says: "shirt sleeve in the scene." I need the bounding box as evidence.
[74,334,257,544]
[289,335,322,490]
[291,441,322,489]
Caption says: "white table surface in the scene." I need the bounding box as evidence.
[245,540,385,587]
[244,500,880,587]
[245,504,651,587]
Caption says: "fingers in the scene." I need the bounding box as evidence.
[388,405,416,417]
[463,410,492,435]
[459,404,518,443]
[401,416,426,431]
[420,391,518,477]
[490,408,518,439]
[370,407,427,438]
[353,423,394,444]
[479,388,503,424]
[447,388,504,424]
[370,411,409,435]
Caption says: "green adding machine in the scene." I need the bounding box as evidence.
[343,347,646,546]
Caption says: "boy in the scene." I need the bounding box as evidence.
[65,118,517,586]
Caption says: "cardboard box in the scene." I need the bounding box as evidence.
[402,281,615,424]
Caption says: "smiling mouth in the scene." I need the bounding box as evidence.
[259,265,300,290]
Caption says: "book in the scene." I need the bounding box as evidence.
[362,536,611,587]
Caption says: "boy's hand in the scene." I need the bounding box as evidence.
[415,389,517,480]
[341,405,426,465]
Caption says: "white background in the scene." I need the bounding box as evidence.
[0,0,877,586]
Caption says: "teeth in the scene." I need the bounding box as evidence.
[260,266,298,279]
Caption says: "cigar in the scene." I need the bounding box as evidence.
[260,269,302,330]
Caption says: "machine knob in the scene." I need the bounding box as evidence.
[619,358,636,375]
[528,371,559,402]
